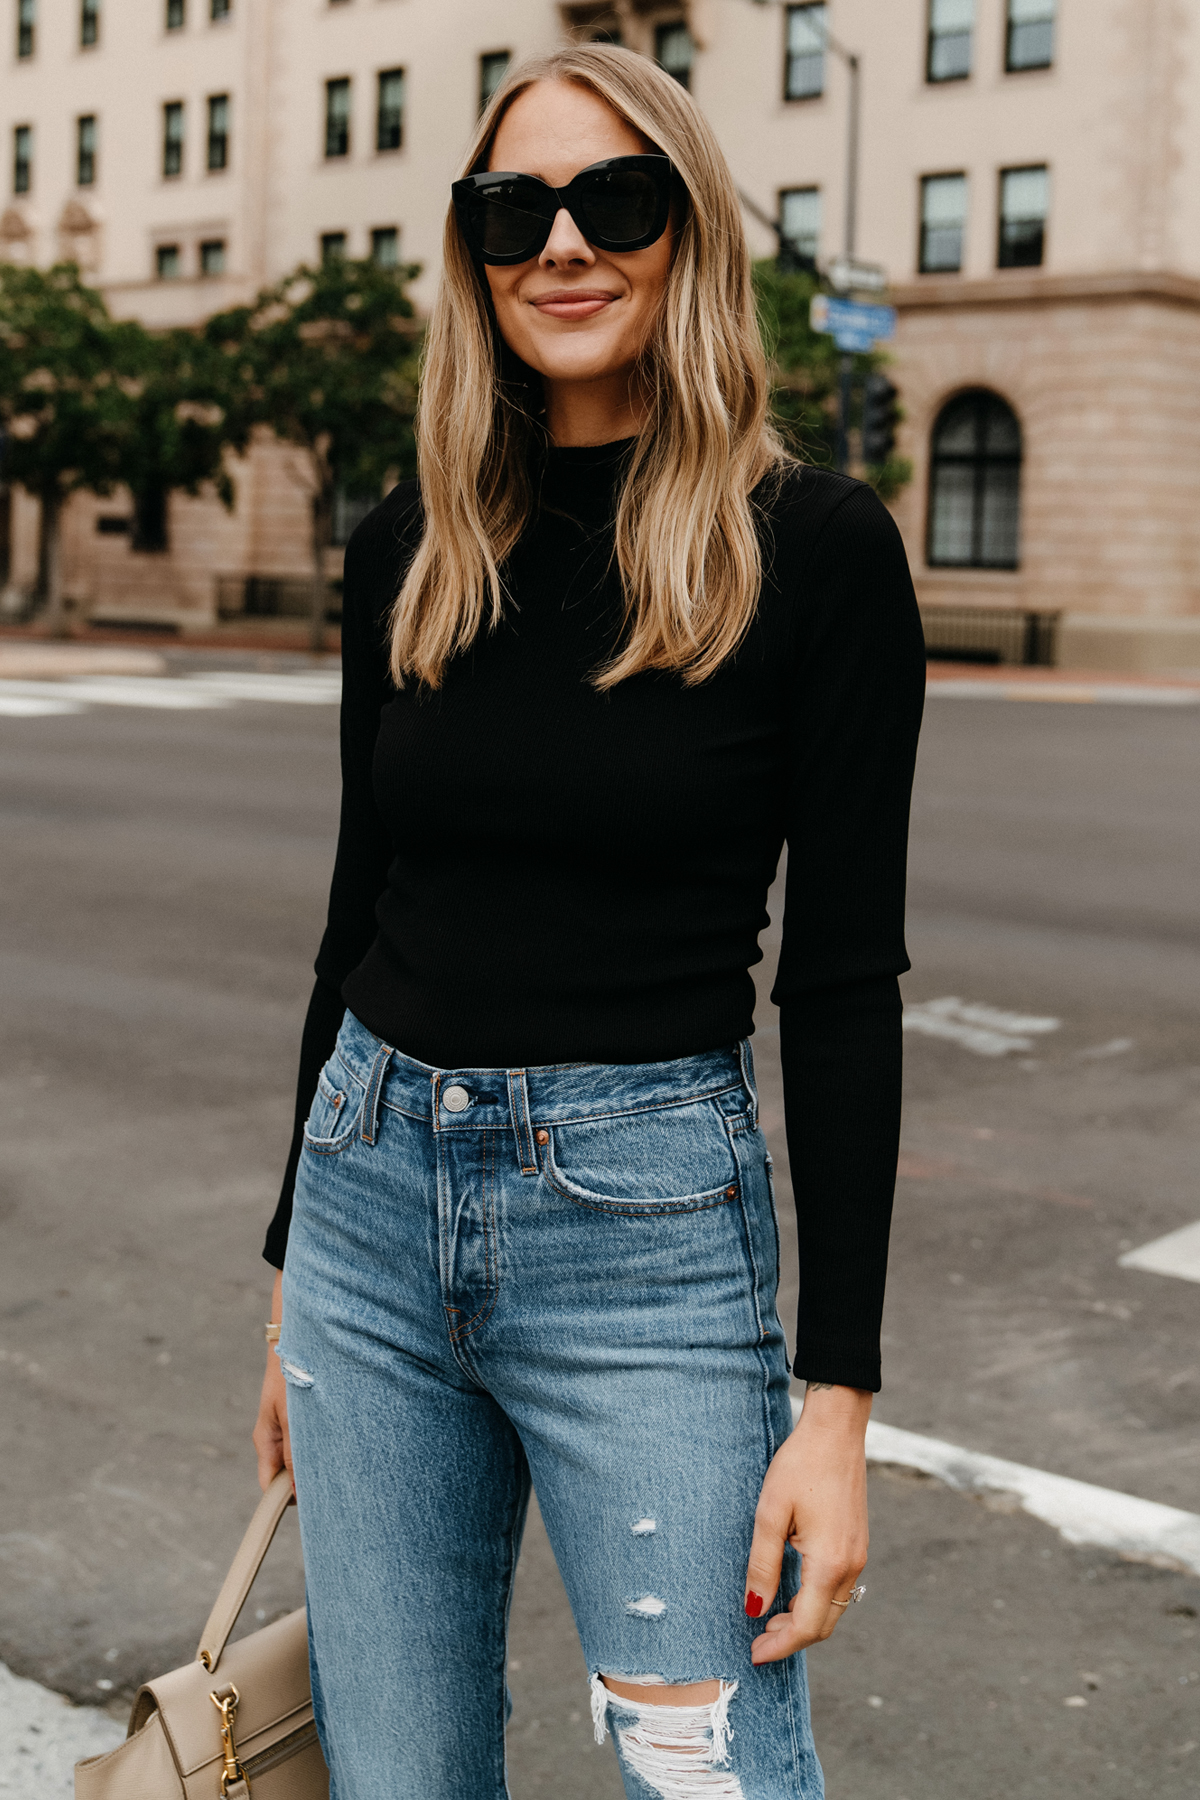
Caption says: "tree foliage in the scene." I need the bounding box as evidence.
[205,255,421,646]
[753,260,912,503]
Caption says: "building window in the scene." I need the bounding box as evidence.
[333,489,377,546]
[927,0,972,81]
[211,0,230,18]
[655,22,693,89]
[376,68,404,152]
[162,102,184,178]
[207,94,229,170]
[927,390,1022,569]
[13,125,32,195]
[166,0,185,26]
[998,164,1048,266]
[325,79,350,157]
[77,115,97,186]
[919,173,966,272]
[320,231,347,263]
[156,243,181,279]
[200,237,225,275]
[779,187,821,270]
[17,0,35,58]
[371,226,398,267]
[785,4,826,100]
[479,51,510,114]
[1006,0,1054,71]
[80,0,99,46]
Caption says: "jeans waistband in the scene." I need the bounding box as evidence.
[331,1010,758,1147]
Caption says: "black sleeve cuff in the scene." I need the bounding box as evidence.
[262,978,348,1269]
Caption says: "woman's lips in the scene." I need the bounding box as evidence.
[529,292,617,320]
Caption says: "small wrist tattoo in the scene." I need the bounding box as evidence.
[806,1381,835,1393]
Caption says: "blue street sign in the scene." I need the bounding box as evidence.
[810,293,897,352]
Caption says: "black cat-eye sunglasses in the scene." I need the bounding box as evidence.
[452,154,676,266]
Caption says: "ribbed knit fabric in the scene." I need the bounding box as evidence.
[264,443,925,1391]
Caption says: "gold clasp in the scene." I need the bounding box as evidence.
[209,1683,251,1797]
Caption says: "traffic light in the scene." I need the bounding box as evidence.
[861,373,900,465]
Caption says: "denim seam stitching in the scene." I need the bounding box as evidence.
[540,1166,740,1217]
[450,1127,501,1343]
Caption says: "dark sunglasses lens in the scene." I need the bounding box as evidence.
[469,179,550,259]
[577,168,663,244]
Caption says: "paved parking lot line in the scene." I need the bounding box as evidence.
[925,680,1200,706]
[788,1403,1200,1576]
[1118,1219,1200,1284]
[902,995,1061,1057]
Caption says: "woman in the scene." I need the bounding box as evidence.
[254,43,924,1800]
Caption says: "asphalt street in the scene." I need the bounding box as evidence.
[1,656,1197,1798]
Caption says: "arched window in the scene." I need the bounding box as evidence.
[927,390,1022,569]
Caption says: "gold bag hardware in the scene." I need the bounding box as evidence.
[75,1471,328,1799]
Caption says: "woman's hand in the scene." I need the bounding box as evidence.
[252,1270,294,1495]
[744,1383,871,1664]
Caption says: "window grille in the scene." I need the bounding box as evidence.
[655,22,693,89]
[919,173,967,272]
[785,4,826,100]
[479,52,510,115]
[927,391,1022,568]
[325,79,351,158]
[779,187,821,269]
[207,95,229,171]
[77,116,97,187]
[13,125,33,195]
[1006,0,1054,71]
[162,103,184,178]
[376,69,404,152]
[998,165,1048,266]
[927,0,973,81]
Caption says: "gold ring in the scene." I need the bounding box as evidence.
[830,1584,866,1607]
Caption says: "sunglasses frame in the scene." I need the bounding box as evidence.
[452,154,676,266]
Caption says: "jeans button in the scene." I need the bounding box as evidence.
[443,1085,470,1113]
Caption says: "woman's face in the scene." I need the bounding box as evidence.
[483,80,674,405]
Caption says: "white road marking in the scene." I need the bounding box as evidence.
[0,1660,123,1798]
[926,680,1200,707]
[0,670,341,718]
[0,694,85,718]
[1118,1220,1200,1285]
[1077,1038,1135,1060]
[790,1402,1200,1575]
[903,995,1061,1057]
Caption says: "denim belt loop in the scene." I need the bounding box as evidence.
[507,1069,539,1175]
[738,1038,759,1128]
[360,1040,395,1145]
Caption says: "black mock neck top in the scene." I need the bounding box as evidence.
[265,442,925,1392]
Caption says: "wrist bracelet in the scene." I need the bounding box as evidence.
[265,1322,282,1344]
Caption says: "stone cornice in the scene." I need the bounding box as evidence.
[890,269,1200,312]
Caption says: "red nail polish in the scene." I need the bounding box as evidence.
[744,1592,764,1618]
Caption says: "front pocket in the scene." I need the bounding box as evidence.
[302,1063,363,1153]
[541,1098,740,1214]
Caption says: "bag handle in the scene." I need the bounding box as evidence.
[195,1471,295,1672]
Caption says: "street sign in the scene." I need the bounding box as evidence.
[810,293,897,352]
[827,256,889,294]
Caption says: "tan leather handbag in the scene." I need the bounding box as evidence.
[75,1471,328,1799]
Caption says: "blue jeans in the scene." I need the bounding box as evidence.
[280,1010,823,1800]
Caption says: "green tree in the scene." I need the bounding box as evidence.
[752,261,912,502]
[0,263,134,631]
[111,322,252,553]
[205,256,421,650]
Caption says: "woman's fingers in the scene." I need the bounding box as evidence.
[742,1493,790,1621]
[750,1557,856,1663]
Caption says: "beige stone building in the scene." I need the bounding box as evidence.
[2,0,1198,666]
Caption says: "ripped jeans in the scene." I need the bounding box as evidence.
[279,1009,823,1800]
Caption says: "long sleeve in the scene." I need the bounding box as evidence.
[262,485,421,1268]
[773,483,925,1390]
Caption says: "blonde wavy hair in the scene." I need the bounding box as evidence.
[390,43,787,690]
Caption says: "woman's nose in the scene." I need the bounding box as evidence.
[539,206,595,268]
